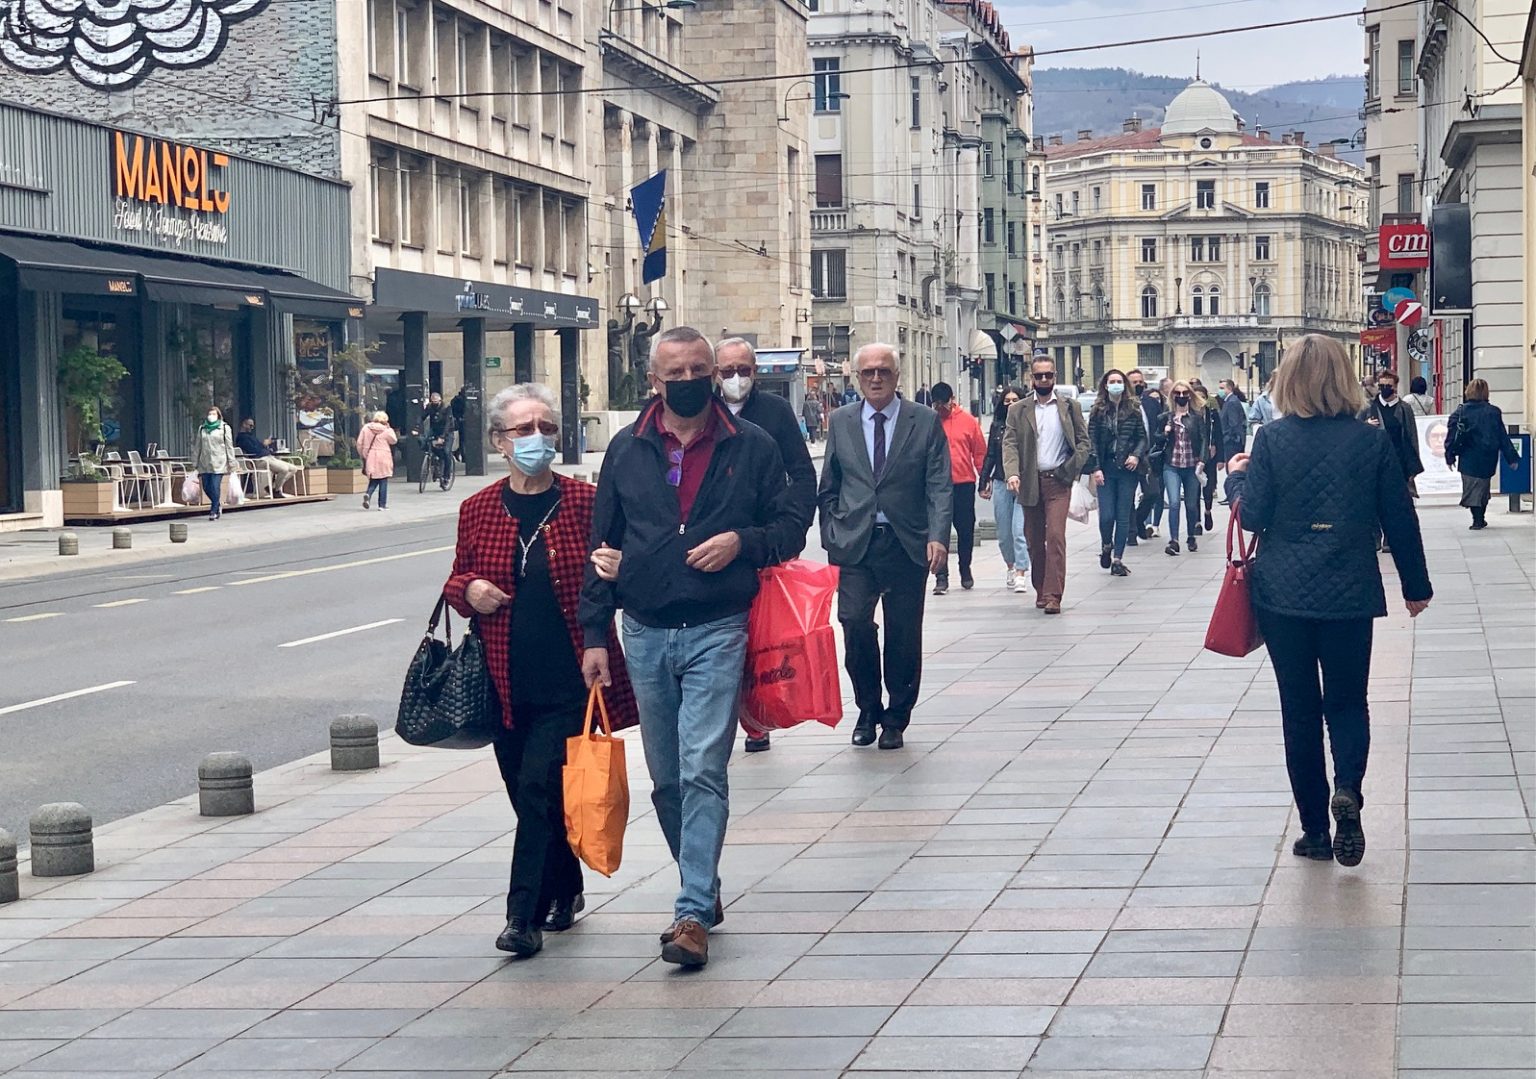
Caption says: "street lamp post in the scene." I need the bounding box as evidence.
[779,80,848,122]
[606,292,640,407]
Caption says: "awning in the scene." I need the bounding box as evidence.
[969,331,998,359]
[0,233,362,316]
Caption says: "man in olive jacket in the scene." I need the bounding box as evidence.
[1002,354,1091,614]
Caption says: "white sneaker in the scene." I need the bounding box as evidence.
[1013,573,1030,594]
[1005,568,1017,590]
[1150,526,1160,538]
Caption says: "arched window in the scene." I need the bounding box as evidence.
[1191,286,1204,316]
[1140,285,1158,319]
[1093,284,1105,320]
[1055,290,1066,322]
[1254,282,1271,317]
[1208,285,1221,316]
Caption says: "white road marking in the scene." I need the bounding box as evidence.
[0,680,136,717]
[93,598,148,608]
[4,612,62,623]
[230,546,453,587]
[173,587,221,594]
[278,619,404,649]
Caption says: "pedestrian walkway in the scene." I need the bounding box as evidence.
[0,503,1529,1077]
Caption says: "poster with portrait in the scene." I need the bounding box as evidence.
[1416,415,1460,499]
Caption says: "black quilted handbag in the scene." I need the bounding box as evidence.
[395,595,496,749]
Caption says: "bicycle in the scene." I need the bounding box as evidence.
[418,436,456,493]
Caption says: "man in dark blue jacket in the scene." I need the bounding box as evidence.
[579,327,804,970]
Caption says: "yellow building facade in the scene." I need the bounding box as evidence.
[1042,80,1368,391]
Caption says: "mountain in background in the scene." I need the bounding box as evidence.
[1033,68,1365,164]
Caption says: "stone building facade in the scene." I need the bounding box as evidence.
[1042,79,1368,392]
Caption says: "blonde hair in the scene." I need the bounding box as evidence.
[1271,335,1363,419]
[1464,378,1490,402]
[1168,379,1195,409]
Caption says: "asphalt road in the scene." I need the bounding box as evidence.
[0,517,458,846]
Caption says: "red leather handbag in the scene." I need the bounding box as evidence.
[1204,505,1264,657]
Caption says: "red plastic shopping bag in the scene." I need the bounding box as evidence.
[741,559,843,732]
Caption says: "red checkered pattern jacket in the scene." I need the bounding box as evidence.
[443,474,639,731]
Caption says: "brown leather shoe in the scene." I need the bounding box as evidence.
[1043,597,1062,614]
[660,918,709,967]
[1035,594,1047,609]
[660,898,723,942]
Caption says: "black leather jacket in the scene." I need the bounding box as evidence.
[1150,408,1207,467]
[1085,402,1149,475]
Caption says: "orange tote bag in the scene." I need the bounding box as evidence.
[563,684,630,876]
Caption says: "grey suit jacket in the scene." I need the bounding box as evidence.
[1001,395,1091,508]
[817,399,953,567]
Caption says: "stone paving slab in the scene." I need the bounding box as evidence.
[0,504,1531,1077]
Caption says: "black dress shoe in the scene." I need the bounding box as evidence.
[1292,833,1334,861]
[544,894,585,932]
[960,573,974,590]
[495,917,543,957]
[1204,511,1215,532]
[851,712,879,747]
[877,727,904,750]
[744,734,771,753]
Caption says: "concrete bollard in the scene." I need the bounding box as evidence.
[169,521,188,543]
[58,533,78,556]
[0,829,17,904]
[29,803,94,877]
[330,715,380,771]
[198,753,255,816]
[112,527,132,550]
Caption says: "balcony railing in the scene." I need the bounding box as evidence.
[1169,314,1260,329]
[810,209,848,231]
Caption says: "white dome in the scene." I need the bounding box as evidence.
[1162,79,1240,135]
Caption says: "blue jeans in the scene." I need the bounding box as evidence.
[200,472,223,517]
[366,477,388,507]
[1097,468,1137,558]
[991,486,1029,571]
[622,611,749,926]
[1162,465,1200,541]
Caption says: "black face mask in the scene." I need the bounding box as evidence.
[1034,381,1055,398]
[1132,382,1145,396]
[1378,385,1395,399]
[1173,394,1191,406]
[663,375,714,418]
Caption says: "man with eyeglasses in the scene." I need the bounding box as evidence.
[819,343,952,751]
[1003,355,1091,615]
[579,326,804,970]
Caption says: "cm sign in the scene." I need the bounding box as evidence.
[1379,224,1429,270]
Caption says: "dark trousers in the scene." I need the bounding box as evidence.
[200,472,223,516]
[1097,469,1137,558]
[839,526,928,729]
[1134,466,1164,530]
[365,477,389,507]
[1202,457,1219,512]
[946,482,976,579]
[492,707,585,922]
[1256,608,1374,836]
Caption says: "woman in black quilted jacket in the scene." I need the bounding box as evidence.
[1225,335,1432,868]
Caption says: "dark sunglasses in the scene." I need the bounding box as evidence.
[1031,373,1056,381]
[496,421,560,438]
[666,447,684,487]
[858,367,896,381]
[717,365,753,378]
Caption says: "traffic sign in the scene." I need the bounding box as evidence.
[1393,299,1424,327]
[1382,287,1416,313]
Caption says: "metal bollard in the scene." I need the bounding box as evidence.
[169,521,188,543]
[112,527,132,550]
[0,829,16,904]
[198,753,255,816]
[58,532,78,556]
[330,715,380,771]
[29,803,94,877]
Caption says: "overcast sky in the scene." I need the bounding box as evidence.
[1000,0,1366,90]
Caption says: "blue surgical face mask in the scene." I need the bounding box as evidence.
[510,433,557,476]
[1106,382,1125,397]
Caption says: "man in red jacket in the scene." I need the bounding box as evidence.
[931,382,987,593]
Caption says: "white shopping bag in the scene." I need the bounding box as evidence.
[181,475,201,504]
[1067,476,1097,524]
[225,473,246,506]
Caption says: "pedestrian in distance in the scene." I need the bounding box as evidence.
[1153,380,1205,556]
[1445,378,1520,530]
[418,391,456,489]
[1188,378,1222,533]
[930,381,987,595]
[192,406,237,521]
[1001,354,1091,615]
[801,393,824,443]
[915,383,933,406]
[1226,335,1431,868]
[1361,369,1424,552]
[979,385,1030,594]
[234,418,303,497]
[450,385,468,462]
[818,343,951,749]
[443,384,640,959]
[357,411,398,510]
[715,337,818,755]
[1128,368,1166,541]
[580,327,806,968]
[1248,375,1277,429]
[1086,369,1148,578]
[1403,376,1434,417]
[1217,379,1249,462]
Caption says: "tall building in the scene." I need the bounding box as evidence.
[1521,10,1536,434]
[1362,0,1425,317]
[1416,0,1525,426]
[1042,79,1368,392]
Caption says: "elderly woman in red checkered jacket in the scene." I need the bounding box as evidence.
[443,383,638,960]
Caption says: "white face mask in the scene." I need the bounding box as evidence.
[720,374,752,403]
[206,413,219,423]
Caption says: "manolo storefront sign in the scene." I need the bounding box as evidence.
[111,131,231,247]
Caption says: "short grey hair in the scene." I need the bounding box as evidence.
[854,342,901,376]
[715,337,757,365]
[649,326,715,373]
[487,383,557,433]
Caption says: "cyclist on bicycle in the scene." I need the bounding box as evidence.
[418,392,456,490]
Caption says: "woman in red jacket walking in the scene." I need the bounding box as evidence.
[443,384,637,958]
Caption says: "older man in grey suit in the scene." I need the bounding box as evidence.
[818,343,951,750]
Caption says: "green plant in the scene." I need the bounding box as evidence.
[327,451,362,470]
[57,345,128,453]
[61,453,111,483]
[281,339,379,460]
